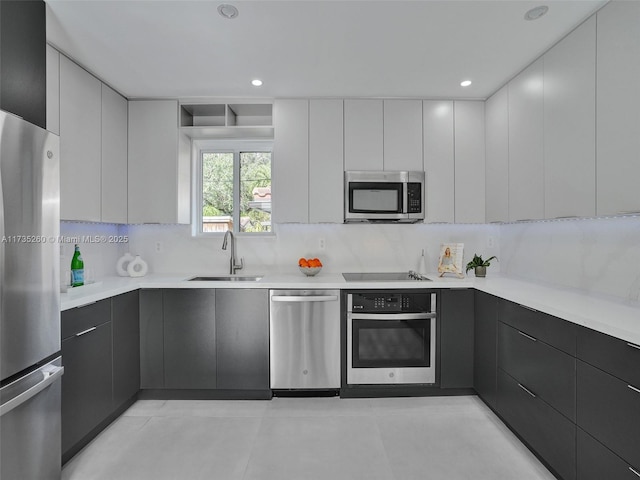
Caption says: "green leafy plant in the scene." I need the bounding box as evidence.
[465,254,498,273]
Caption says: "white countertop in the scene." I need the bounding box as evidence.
[60,272,640,346]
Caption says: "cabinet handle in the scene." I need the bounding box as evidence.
[629,466,640,478]
[554,215,578,220]
[518,383,537,398]
[518,303,537,313]
[518,331,537,342]
[618,211,640,216]
[628,384,640,395]
[627,342,640,351]
[75,326,97,337]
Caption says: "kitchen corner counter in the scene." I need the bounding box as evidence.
[60,272,640,346]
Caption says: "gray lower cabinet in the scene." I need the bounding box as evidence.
[577,428,640,480]
[439,289,474,388]
[497,369,576,480]
[112,291,140,408]
[215,289,269,390]
[498,321,576,422]
[139,288,270,394]
[163,289,217,389]
[474,291,498,409]
[61,299,113,457]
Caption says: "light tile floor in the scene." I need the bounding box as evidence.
[62,396,557,480]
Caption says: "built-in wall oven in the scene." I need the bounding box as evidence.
[346,291,436,385]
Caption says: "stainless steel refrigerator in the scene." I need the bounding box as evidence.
[0,110,63,479]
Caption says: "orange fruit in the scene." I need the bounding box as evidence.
[299,258,309,267]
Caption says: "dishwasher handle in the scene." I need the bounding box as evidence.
[271,295,338,303]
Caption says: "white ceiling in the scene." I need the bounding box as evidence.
[45,0,607,100]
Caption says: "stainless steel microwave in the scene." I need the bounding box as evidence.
[344,170,425,223]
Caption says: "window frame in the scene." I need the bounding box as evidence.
[192,139,274,237]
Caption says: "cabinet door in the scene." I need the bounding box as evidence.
[344,99,383,171]
[577,360,640,469]
[498,321,576,421]
[577,428,639,480]
[474,291,498,409]
[163,289,216,389]
[272,99,309,223]
[508,58,544,222]
[309,99,343,223]
[46,45,60,135]
[544,16,596,219]
[485,86,509,223]
[383,99,423,171]
[454,101,485,223]
[59,55,102,222]
[423,100,454,223]
[497,369,576,480]
[112,291,140,408]
[440,289,474,388]
[0,1,46,129]
[215,289,270,390]
[61,320,112,455]
[128,100,189,224]
[139,289,164,389]
[596,1,640,216]
[101,84,128,224]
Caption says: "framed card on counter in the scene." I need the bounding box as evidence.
[437,243,464,278]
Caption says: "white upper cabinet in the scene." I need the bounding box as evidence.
[508,58,544,222]
[423,100,454,223]
[101,84,128,224]
[128,100,190,224]
[543,16,596,219]
[309,99,344,223]
[485,86,509,223]
[596,1,640,216]
[272,99,309,223]
[454,101,486,223]
[383,100,423,171]
[46,45,60,135]
[344,99,384,171]
[59,55,102,222]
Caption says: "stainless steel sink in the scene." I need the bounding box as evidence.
[187,275,263,282]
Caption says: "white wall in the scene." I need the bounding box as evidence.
[124,223,501,276]
[500,216,640,303]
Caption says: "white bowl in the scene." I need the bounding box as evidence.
[299,266,322,276]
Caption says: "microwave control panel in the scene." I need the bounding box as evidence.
[407,183,422,213]
[350,292,431,313]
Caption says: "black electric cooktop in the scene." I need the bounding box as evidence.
[342,272,431,282]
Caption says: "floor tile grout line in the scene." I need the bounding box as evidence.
[240,415,266,480]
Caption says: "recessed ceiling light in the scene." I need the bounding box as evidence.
[524,5,549,21]
[251,79,263,87]
[217,4,239,19]
[460,80,472,87]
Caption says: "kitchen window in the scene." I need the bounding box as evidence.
[194,140,272,235]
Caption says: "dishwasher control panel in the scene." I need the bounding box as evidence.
[350,292,432,313]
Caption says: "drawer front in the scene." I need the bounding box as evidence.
[577,326,640,387]
[499,300,576,355]
[577,428,640,480]
[497,369,576,480]
[498,321,576,421]
[61,298,111,339]
[577,360,640,468]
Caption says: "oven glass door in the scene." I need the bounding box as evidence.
[348,182,403,214]
[352,318,432,368]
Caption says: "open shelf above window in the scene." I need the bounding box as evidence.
[180,102,273,139]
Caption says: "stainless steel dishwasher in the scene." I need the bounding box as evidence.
[269,290,340,391]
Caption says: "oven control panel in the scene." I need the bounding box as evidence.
[350,292,432,313]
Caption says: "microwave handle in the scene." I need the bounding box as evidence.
[403,182,408,214]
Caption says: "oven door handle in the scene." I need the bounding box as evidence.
[349,312,435,320]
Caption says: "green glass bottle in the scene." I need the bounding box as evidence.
[70,244,84,287]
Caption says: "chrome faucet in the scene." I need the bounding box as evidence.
[221,231,243,275]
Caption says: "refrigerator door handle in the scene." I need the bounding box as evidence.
[0,365,64,417]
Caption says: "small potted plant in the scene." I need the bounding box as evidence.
[465,254,498,278]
